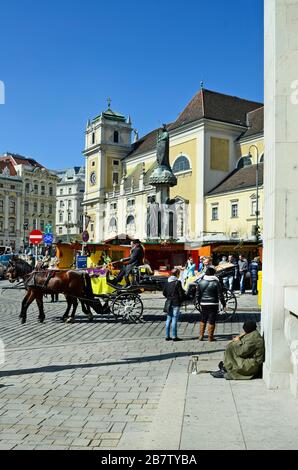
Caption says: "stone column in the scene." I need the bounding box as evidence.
[262,0,298,389]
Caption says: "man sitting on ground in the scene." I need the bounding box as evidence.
[211,321,265,380]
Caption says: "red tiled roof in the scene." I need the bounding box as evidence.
[0,161,17,176]
[0,153,44,169]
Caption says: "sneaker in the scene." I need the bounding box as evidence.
[172,337,182,342]
[165,337,172,341]
[210,369,225,378]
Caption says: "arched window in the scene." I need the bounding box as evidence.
[260,153,264,163]
[126,215,135,233]
[173,156,191,174]
[113,131,119,143]
[237,156,252,170]
[109,217,117,232]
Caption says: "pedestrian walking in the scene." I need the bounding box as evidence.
[196,267,226,342]
[163,268,185,341]
[238,254,248,294]
[249,257,259,295]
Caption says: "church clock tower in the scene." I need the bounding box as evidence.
[83,100,132,242]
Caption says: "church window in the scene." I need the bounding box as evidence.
[113,131,119,143]
[92,132,95,144]
[231,202,238,218]
[173,156,191,174]
[212,206,219,220]
[113,172,119,185]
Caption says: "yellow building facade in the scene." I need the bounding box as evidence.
[83,90,264,246]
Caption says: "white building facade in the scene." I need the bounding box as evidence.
[55,167,85,242]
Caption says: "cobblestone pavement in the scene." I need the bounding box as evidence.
[0,283,260,450]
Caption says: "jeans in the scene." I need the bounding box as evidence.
[223,276,234,291]
[251,278,258,294]
[165,306,180,338]
[240,272,246,293]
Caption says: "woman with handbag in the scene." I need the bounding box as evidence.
[163,268,185,341]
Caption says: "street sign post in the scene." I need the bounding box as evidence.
[82,231,89,242]
[29,230,43,267]
[43,233,54,245]
[76,255,88,269]
[29,230,43,245]
[81,231,89,255]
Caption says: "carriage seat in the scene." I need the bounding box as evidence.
[137,264,154,276]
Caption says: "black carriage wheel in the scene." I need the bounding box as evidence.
[111,293,143,322]
[217,289,237,322]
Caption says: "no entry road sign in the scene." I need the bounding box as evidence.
[29,230,43,245]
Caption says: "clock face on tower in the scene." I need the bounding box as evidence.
[90,171,96,185]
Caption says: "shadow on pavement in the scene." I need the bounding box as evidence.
[0,350,225,378]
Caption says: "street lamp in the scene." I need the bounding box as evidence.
[248,145,260,248]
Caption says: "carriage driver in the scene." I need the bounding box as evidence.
[109,239,144,288]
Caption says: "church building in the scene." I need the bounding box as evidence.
[82,89,264,249]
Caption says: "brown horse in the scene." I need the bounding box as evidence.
[6,258,105,324]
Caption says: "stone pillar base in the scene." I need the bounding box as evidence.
[263,363,290,390]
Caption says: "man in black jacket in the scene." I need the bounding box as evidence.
[196,267,226,342]
[110,240,144,287]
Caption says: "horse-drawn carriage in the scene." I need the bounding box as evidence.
[3,257,237,324]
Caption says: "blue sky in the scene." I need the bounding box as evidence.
[0,0,263,169]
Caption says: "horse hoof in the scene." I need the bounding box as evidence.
[38,317,45,323]
[21,318,26,324]
[65,317,74,323]
[88,316,94,322]
[62,316,68,322]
